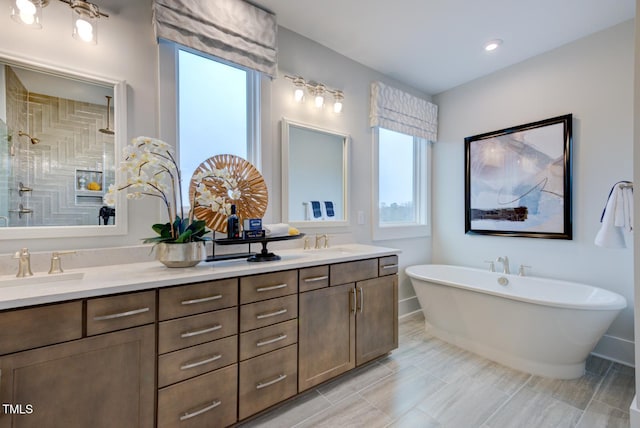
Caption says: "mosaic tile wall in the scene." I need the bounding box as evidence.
[4,66,114,227]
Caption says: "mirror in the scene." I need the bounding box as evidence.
[281,118,349,228]
[0,53,127,239]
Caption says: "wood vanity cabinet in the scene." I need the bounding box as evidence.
[298,256,399,392]
[157,278,239,428]
[0,252,398,428]
[0,292,156,428]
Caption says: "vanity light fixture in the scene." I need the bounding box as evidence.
[10,0,49,29]
[484,39,503,52]
[59,0,108,45]
[284,75,344,113]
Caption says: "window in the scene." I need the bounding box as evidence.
[372,127,430,240]
[158,41,261,208]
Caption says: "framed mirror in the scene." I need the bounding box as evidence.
[0,52,127,239]
[281,118,349,229]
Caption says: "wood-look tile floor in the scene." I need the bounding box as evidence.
[239,312,635,428]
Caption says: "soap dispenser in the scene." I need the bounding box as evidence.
[227,204,240,239]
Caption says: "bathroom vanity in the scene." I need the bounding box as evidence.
[0,244,398,427]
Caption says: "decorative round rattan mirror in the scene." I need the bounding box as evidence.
[189,154,268,233]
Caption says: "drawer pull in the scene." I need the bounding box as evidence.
[180,354,222,370]
[303,275,328,283]
[93,307,150,321]
[351,288,357,314]
[181,294,223,305]
[256,334,287,347]
[359,287,364,313]
[381,264,399,270]
[256,308,287,320]
[179,400,222,421]
[181,324,222,338]
[256,374,287,390]
[256,283,288,292]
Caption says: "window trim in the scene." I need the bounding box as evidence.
[371,127,431,241]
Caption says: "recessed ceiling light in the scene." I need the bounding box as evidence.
[484,39,503,52]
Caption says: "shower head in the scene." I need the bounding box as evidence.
[98,95,115,135]
[18,131,40,145]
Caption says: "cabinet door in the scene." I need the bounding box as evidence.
[0,325,155,428]
[298,283,355,392]
[356,275,398,366]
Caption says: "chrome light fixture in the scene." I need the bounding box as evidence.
[59,0,108,44]
[284,75,344,113]
[10,0,49,29]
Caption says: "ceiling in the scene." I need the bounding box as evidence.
[254,0,636,95]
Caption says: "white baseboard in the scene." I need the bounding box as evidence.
[591,334,635,367]
[398,296,420,317]
[630,395,640,428]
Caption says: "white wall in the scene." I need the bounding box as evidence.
[0,0,161,254]
[268,28,434,314]
[433,20,635,364]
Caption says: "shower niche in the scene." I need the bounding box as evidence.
[75,169,104,205]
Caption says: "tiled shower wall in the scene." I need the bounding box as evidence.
[4,65,114,227]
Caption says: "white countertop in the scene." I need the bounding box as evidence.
[0,244,400,310]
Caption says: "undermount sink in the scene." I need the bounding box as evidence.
[0,271,84,288]
[307,246,359,255]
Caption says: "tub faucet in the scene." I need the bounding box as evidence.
[14,248,33,278]
[495,256,510,274]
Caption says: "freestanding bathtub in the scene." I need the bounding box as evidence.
[405,264,627,379]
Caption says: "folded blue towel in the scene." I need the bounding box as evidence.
[324,201,335,218]
[310,201,322,219]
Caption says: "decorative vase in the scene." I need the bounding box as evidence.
[155,242,204,268]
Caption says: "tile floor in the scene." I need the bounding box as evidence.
[239,312,635,428]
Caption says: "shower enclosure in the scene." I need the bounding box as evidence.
[1,64,115,227]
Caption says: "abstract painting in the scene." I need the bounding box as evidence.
[465,114,572,239]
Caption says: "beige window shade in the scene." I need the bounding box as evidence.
[153,0,277,77]
[370,81,438,141]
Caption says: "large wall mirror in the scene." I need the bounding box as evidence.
[281,118,349,229]
[0,53,127,239]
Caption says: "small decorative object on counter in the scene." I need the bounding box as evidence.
[227,204,240,238]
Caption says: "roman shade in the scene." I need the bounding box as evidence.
[370,81,438,141]
[152,0,277,77]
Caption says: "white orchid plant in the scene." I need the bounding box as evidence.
[104,136,237,243]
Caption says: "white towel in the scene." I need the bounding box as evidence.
[595,183,632,248]
[264,223,290,237]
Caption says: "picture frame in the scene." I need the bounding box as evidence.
[465,114,572,239]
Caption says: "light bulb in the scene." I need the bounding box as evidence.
[11,0,42,28]
[294,88,304,102]
[74,18,94,42]
[484,39,503,52]
[333,100,343,113]
[315,94,324,108]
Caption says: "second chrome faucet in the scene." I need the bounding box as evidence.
[495,256,510,274]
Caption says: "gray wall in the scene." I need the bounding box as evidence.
[433,20,634,364]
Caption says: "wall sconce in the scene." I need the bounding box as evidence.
[285,75,344,113]
[10,0,49,29]
[59,0,108,44]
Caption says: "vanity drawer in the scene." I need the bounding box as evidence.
[240,270,298,304]
[240,294,297,332]
[158,307,238,354]
[158,364,237,428]
[159,278,238,321]
[379,255,399,276]
[330,259,378,286]
[86,291,156,336]
[238,344,298,420]
[0,301,82,355]
[239,319,297,361]
[299,265,329,292]
[158,335,238,388]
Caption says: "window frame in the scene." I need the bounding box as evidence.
[372,126,431,241]
[157,40,262,171]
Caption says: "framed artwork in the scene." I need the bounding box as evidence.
[465,114,572,239]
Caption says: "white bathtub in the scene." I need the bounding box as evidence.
[405,264,627,379]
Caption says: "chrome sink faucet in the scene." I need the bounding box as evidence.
[495,256,510,274]
[14,248,33,278]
